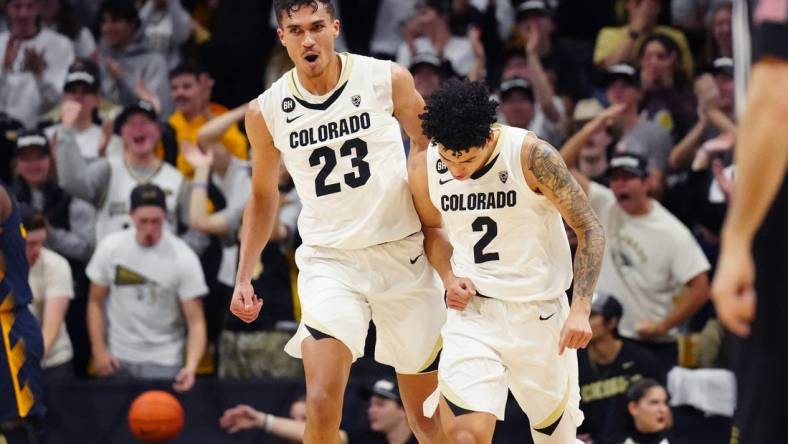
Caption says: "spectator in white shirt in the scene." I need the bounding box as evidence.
[23,209,75,382]
[45,59,122,160]
[569,153,710,370]
[498,77,566,146]
[397,0,478,78]
[0,0,75,128]
[86,183,207,392]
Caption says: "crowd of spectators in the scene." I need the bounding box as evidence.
[1,0,740,442]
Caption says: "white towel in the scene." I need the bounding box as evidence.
[667,367,736,417]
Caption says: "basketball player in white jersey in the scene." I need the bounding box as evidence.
[231,1,446,443]
[410,79,605,443]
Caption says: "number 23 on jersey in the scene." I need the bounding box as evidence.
[309,137,371,197]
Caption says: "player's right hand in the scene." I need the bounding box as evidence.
[230,281,263,323]
[93,350,121,376]
[444,274,476,311]
[219,404,266,433]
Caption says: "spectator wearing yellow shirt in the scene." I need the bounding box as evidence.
[594,0,693,79]
[167,63,247,178]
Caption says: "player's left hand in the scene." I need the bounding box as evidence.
[635,320,667,338]
[173,367,196,392]
[558,310,592,355]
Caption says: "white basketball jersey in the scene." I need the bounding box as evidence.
[258,53,421,249]
[427,125,573,301]
[96,157,184,241]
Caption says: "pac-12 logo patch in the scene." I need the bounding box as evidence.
[436,159,448,174]
[282,97,296,113]
[351,94,361,107]
[499,171,508,184]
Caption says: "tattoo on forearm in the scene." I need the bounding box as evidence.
[527,140,605,303]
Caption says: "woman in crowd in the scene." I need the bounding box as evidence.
[638,34,697,142]
[614,378,689,444]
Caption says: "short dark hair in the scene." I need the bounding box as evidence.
[420,79,498,152]
[21,208,47,232]
[422,0,450,15]
[169,63,208,80]
[98,0,140,28]
[274,0,336,25]
[627,378,664,403]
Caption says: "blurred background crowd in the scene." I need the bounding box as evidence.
[0,0,741,442]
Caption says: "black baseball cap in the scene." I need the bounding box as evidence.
[410,52,442,72]
[114,100,158,134]
[64,60,100,92]
[361,378,401,403]
[710,57,734,77]
[130,183,167,212]
[591,293,623,320]
[499,77,534,101]
[607,152,649,178]
[516,0,550,21]
[603,64,640,88]
[15,129,49,156]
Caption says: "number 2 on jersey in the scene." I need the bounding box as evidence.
[472,216,499,263]
[309,138,371,197]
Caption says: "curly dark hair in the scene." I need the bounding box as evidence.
[420,79,499,152]
[274,0,336,25]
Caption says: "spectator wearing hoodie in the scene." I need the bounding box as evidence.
[96,0,172,118]
[139,0,194,69]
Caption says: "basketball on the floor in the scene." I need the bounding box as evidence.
[128,390,184,443]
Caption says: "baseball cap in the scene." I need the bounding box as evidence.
[516,0,550,20]
[114,100,158,134]
[130,183,167,212]
[603,64,639,88]
[410,52,442,71]
[591,293,623,320]
[64,60,100,92]
[572,98,605,123]
[710,57,734,77]
[499,77,534,101]
[607,152,649,178]
[362,378,401,403]
[15,129,49,156]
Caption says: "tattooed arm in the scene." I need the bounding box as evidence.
[521,134,606,354]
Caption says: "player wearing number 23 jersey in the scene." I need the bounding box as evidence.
[259,52,420,249]
[257,51,444,373]
[410,80,605,443]
[233,2,445,442]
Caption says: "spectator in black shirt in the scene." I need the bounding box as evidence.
[612,379,689,444]
[12,129,95,265]
[638,34,697,142]
[578,294,666,444]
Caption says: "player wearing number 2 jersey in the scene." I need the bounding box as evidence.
[231,1,445,443]
[410,80,605,443]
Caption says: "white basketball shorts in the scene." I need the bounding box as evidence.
[424,295,583,429]
[284,231,445,374]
